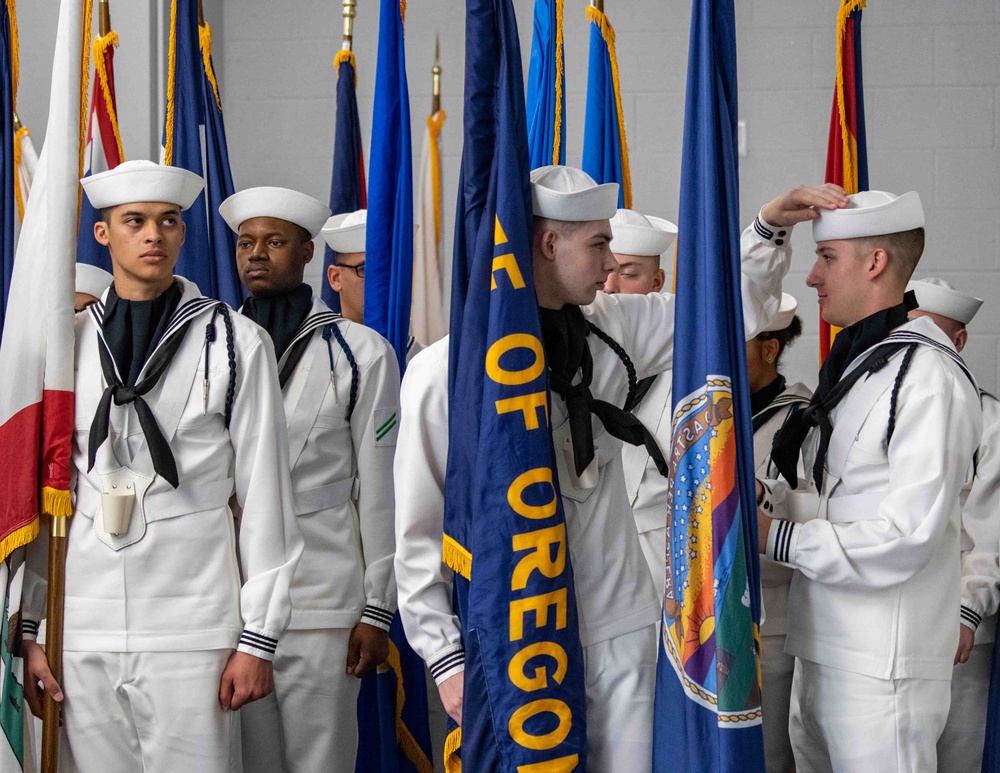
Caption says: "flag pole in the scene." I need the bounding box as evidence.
[197,0,204,26]
[12,111,21,131]
[589,0,604,11]
[40,513,68,773]
[342,0,356,51]
[431,34,441,114]
[99,0,110,36]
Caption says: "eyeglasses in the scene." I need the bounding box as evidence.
[336,261,365,279]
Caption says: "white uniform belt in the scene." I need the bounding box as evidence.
[75,476,235,522]
[293,477,357,515]
[824,491,887,523]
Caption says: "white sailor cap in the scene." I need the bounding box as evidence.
[220,187,332,239]
[321,209,367,254]
[530,165,619,222]
[763,293,799,332]
[812,190,924,243]
[80,160,204,211]
[609,209,678,257]
[76,263,113,298]
[907,277,983,325]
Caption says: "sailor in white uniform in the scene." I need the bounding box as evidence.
[601,208,677,593]
[20,161,302,773]
[746,293,811,773]
[323,209,424,363]
[74,263,113,312]
[905,278,996,773]
[756,189,984,773]
[220,187,400,773]
[394,170,839,772]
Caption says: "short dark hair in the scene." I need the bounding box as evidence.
[99,206,115,224]
[756,313,803,366]
[854,227,925,282]
[532,216,586,239]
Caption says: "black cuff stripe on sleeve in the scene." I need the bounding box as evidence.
[961,606,983,629]
[363,605,395,626]
[430,650,465,679]
[774,520,795,564]
[239,630,278,654]
[21,619,39,636]
[754,216,774,241]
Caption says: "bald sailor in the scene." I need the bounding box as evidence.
[394,168,835,771]
[746,293,811,773]
[757,189,983,772]
[905,278,996,773]
[602,208,678,592]
[20,161,302,773]
[322,209,424,362]
[221,187,400,773]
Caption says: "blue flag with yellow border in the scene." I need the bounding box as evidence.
[321,49,367,312]
[442,0,587,769]
[161,0,242,308]
[0,0,15,343]
[525,0,565,170]
[581,4,631,209]
[652,0,766,769]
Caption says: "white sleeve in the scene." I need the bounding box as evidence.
[765,367,982,591]
[959,395,1000,632]
[351,339,401,631]
[231,331,303,660]
[393,346,465,685]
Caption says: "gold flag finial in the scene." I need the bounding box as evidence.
[589,0,604,11]
[197,0,205,26]
[13,111,22,132]
[432,35,441,114]
[99,0,111,37]
[342,0,357,51]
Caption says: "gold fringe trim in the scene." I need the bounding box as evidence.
[551,0,564,166]
[41,487,73,518]
[92,30,125,163]
[6,0,17,112]
[442,534,471,580]
[385,641,435,773]
[78,0,94,185]
[164,0,179,164]
[0,518,38,564]
[427,110,447,247]
[334,48,358,88]
[399,0,406,27]
[199,20,222,111]
[585,5,632,208]
[443,726,462,773]
[13,125,27,222]
[834,0,866,195]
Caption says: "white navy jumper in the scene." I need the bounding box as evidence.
[21,277,302,773]
[394,216,791,773]
[240,295,400,773]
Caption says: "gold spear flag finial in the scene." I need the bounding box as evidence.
[13,111,22,132]
[589,0,604,12]
[342,0,357,51]
[99,0,112,37]
[432,34,441,114]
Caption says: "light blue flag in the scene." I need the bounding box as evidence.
[525,0,565,170]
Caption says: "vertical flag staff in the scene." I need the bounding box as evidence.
[1,0,16,344]
[321,0,367,311]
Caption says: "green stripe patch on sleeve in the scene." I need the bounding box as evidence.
[374,409,398,446]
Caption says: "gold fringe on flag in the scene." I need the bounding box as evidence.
[384,640,435,773]
[427,110,447,247]
[399,0,406,26]
[78,0,95,213]
[443,727,462,773]
[92,30,125,162]
[552,0,564,166]
[334,48,358,87]
[834,0,866,195]
[13,125,27,221]
[585,5,632,208]
[441,534,471,580]
[199,19,222,111]
[164,0,179,164]
[0,518,38,564]
[41,486,72,518]
[6,0,17,111]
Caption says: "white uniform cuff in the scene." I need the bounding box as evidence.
[361,604,395,632]
[753,211,793,247]
[428,645,465,685]
[20,619,39,643]
[765,519,798,566]
[961,605,983,632]
[237,628,279,661]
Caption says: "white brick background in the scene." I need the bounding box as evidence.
[13,0,1000,391]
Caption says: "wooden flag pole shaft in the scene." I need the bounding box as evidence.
[40,515,68,773]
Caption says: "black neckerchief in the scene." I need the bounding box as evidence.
[750,375,786,418]
[240,283,313,361]
[102,281,182,387]
[770,292,917,489]
[625,375,657,413]
[540,305,667,478]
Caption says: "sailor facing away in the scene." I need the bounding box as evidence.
[219,187,400,773]
[757,187,983,773]
[395,166,814,772]
[905,277,997,773]
[20,161,303,773]
[323,209,424,364]
[746,293,811,773]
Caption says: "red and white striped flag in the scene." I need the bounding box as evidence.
[0,0,89,560]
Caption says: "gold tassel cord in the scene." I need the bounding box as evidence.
[385,641,435,773]
[199,20,222,111]
[427,110,447,248]
[834,0,866,195]
[6,0,17,112]
[585,5,632,208]
[334,48,357,88]
[78,0,95,181]
[164,0,179,165]
[443,727,462,773]
[92,31,125,163]
[441,534,471,580]
[13,125,27,221]
[551,0,564,166]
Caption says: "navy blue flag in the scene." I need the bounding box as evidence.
[365,0,413,373]
[525,0,565,170]
[442,0,587,769]
[0,1,14,343]
[581,5,631,209]
[321,50,367,312]
[982,618,1000,771]
[162,0,242,308]
[652,0,766,770]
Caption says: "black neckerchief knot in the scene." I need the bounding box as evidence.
[240,283,313,361]
[540,305,668,478]
[770,292,917,490]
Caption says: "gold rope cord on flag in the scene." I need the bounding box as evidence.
[383,640,435,773]
[443,726,462,773]
[427,110,447,247]
[584,5,632,209]
[334,48,358,87]
[92,30,125,162]
[834,0,866,196]
[551,0,564,165]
